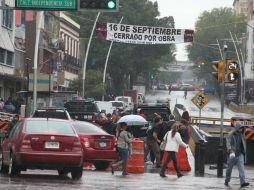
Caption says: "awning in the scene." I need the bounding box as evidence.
[0,29,15,52]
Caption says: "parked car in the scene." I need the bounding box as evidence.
[171,83,180,90]
[64,100,100,123]
[115,96,134,111]
[32,107,72,120]
[0,118,83,179]
[72,121,118,171]
[110,101,125,112]
[180,84,195,91]
[202,85,216,95]
[157,84,168,90]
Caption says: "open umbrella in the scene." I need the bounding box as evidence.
[117,114,148,126]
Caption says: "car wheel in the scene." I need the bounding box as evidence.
[94,161,110,171]
[71,167,83,180]
[8,154,20,176]
[58,169,69,176]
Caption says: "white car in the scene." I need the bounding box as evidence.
[114,96,134,111]
[110,101,126,112]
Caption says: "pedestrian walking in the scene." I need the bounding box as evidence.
[179,119,191,144]
[183,88,187,99]
[111,122,132,176]
[7,114,19,134]
[181,106,190,123]
[224,122,250,188]
[160,122,188,178]
[168,84,172,95]
[147,115,163,168]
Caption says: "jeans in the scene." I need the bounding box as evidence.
[160,151,180,175]
[225,153,246,184]
[148,140,160,166]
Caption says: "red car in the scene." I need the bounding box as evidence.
[0,118,83,179]
[72,121,118,170]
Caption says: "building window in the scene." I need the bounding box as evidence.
[0,48,13,66]
[6,51,13,65]
[2,8,13,29]
[0,48,5,63]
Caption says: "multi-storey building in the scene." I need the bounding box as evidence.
[56,12,81,91]
[0,0,18,100]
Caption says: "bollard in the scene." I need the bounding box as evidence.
[198,141,205,176]
[194,142,200,175]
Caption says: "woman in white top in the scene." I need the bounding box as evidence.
[160,122,188,178]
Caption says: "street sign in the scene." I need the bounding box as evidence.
[191,92,209,110]
[15,0,77,10]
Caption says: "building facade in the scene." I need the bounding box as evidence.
[0,0,19,100]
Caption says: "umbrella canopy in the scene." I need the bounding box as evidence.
[117,114,148,126]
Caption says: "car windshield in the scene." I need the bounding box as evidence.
[64,101,98,112]
[73,122,107,134]
[112,102,123,107]
[116,97,128,102]
[25,120,75,135]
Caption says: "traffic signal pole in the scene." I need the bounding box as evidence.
[217,43,227,177]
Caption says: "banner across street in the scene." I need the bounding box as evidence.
[96,22,194,44]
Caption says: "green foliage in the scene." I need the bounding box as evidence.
[67,0,176,94]
[69,69,105,99]
[186,8,246,81]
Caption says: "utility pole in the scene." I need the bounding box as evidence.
[102,16,123,101]
[82,12,100,98]
[217,42,227,177]
[33,11,43,113]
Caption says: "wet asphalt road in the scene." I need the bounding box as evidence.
[0,168,252,190]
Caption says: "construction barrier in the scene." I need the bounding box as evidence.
[127,138,144,174]
[161,146,191,172]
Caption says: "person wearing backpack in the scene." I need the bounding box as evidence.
[111,122,132,176]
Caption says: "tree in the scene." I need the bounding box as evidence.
[67,0,176,94]
[186,8,246,81]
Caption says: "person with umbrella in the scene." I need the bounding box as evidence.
[111,122,132,176]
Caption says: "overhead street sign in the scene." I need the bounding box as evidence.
[15,0,77,10]
[191,92,208,110]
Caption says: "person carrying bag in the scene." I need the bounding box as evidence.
[159,122,188,178]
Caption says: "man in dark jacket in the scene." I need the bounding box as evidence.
[224,122,249,188]
[147,115,163,168]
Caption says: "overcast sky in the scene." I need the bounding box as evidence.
[150,0,233,60]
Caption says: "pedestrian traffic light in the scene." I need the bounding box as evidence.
[79,0,119,12]
[212,60,223,82]
[225,60,239,83]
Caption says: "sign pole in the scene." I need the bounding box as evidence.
[217,42,227,177]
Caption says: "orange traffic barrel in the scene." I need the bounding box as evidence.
[161,146,191,172]
[127,138,144,174]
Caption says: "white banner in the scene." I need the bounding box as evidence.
[103,23,193,44]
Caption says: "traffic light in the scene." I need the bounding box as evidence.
[79,0,119,12]
[225,60,239,83]
[212,60,223,82]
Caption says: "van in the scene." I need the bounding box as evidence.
[115,96,133,111]
[95,101,115,115]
